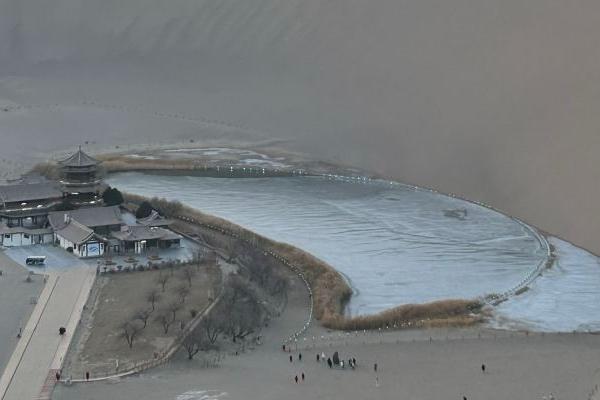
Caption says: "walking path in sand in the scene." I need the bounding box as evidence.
[0,252,95,400]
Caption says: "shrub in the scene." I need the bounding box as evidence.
[135,201,154,219]
[54,199,76,211]
[102,187,124,206]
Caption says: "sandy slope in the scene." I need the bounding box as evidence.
[1,0,600,255]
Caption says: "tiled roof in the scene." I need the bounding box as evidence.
[0,223,53,235]
[0,182,63,204]
[48,206,123,229]
[54,220,96,244]
[111,226,181,242]
[58,149,99,167]
[137,210,173,227]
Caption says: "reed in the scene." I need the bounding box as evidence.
[322,299,482,331]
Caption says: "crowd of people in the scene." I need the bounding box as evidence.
[283,344,365,385]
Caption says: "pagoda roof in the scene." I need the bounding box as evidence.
[59,148,100,167]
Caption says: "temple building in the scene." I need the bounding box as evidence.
[58,146,105,203]
[0,147,182,256]
[0,181,63,246]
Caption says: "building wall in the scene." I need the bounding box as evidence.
[55,233,104,258]
[1,232,53,247]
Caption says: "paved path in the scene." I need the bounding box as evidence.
[0,252,44,378]
[0,262,95,400]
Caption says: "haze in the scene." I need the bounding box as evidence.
[1,0,599,254]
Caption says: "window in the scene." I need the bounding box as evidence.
[24,234,30,239]
[4,234,10,239]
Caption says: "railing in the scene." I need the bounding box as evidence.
[318,173,554,306]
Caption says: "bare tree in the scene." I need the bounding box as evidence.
[177,285,190,304]
[156,273,170,292]
[134,309,152,329]
[182,266,196,287]
[228,300,262,342]
[201,312,224,344]
[122,321,141,348]
[221,276,264,342]
[224,238,241,263]
[146,289,161,311]
[194,249,205,271]
[168,302,182,323]
[155,313,172,334]
[184,337,201,360]
[183,329,212,360]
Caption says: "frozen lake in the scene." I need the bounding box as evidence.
[108,173,546,316]
[492,237,600,332]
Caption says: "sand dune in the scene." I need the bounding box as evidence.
[1,0,600,255]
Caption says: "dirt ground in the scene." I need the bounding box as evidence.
[64,261,220,378]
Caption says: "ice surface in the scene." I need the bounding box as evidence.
[491,237,600,332]
[108,173,546,316]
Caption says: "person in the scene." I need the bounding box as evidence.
[289,355,293,363]
[295,375,298,384]
[321,352,326,360]
[316,353,320,362]
[327,358,332,368]
[55,371,61,381]
[481,364,486,373]
[374,362,378,372]
[353,357,356,366]
[302,372,305,381]
[85,371,90,381]
[282,344,286,352]
[463,396,467,400]
[341,360,344,369]
[299,353,302,361]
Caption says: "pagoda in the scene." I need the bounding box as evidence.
[58,147,104,197]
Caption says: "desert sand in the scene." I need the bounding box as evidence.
[3,0,600,257]
[54,272,600,400]
[51,248,599,400]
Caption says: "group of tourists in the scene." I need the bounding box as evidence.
[316,350,358,370]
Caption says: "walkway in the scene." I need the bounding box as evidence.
[0,257,95,400]
[0,252,44,378]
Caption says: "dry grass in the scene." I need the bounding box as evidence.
[98,155,202,172]
[30,162,61,180]
[323,299,482,331]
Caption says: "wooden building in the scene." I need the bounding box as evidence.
[0,181,63,247]
[58,147,105,203]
